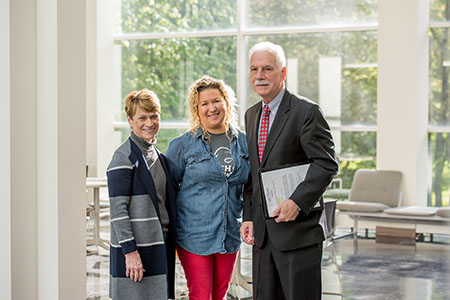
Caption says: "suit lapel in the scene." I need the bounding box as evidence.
[248,104,262,166]
[261,90,291,166]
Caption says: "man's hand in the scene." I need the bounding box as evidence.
[240,221,255,245]
[125,250,145,282]
[270,199,300,223]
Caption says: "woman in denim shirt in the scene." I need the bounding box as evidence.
[166,76,250,300]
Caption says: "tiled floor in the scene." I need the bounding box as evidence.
[86,217,450,300]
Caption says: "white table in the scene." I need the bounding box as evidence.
[338,207,450,240]
[86,177,109,251]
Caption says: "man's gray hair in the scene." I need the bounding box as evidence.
[249,41,286,70]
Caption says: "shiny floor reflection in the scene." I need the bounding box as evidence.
[87,221,450,300]
[336,235,450,300]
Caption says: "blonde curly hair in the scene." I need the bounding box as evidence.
[188,75,237,139]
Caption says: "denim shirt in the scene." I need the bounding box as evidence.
[166,127,250,255]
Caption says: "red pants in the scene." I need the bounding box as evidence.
[177,245,238,300]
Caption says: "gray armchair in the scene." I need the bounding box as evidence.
[337,169,403,213]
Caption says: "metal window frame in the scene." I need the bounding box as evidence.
[112,3,450,135]
[113,7,378,131]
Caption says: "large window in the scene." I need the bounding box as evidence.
[113,0,378,189]
[121,0,237,33]
[429,0,450,206]
[246,0,377,28]
[118,37,237,122]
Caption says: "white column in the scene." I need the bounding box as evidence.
[236,0,247,127]
[10,0,39,298]
[377,0,429,206]
[0,0,12,298]
[86,0,98,177]
[319,56,342,154]
[37,0,59,297]
[11,0,86,299]
[287,58,299,94]
[97,0,122,177]
[55,1,86,298]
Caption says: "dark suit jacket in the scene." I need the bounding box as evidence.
[243,88,339,251]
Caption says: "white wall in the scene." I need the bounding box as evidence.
[0,0,12,298]
[377,0,429,206]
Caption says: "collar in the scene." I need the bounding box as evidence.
[130,130,156,149]
[261,87,285,112]
[194,125,239,140]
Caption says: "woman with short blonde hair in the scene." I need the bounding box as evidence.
[107,88,177,300]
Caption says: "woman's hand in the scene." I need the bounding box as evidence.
[125,250,145,282]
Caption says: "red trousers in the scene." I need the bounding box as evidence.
[177,245,238,300]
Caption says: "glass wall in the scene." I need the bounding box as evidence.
[430,0,450,22]
[429,0,450,206]
[113,0,378,189]
[246,0,377,28]
[117,37,237,122]
[121,0,237,33]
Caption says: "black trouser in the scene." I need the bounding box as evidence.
[252,234,322,300]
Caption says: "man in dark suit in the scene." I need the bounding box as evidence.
[240,41,339,300]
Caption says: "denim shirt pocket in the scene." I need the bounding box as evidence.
[184,153,215,183]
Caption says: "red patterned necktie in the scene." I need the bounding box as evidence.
[258,105,271,163]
